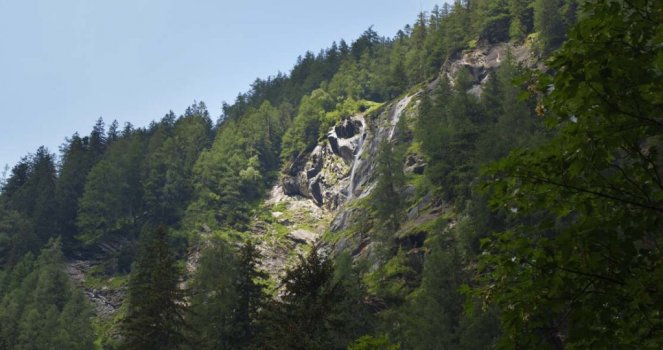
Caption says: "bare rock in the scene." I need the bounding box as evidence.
[335,118,362,139]
[306,145,324,179]
[327,133,340,155]
[282,176,300,196]
[288,229,316,245]
[309,176,324,205]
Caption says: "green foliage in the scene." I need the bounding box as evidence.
[509,0,534,39]
[2,147,57,245]
[0,1,577,347]
[348,335,400,350]
[259,247,371,349]
[189,100,289,230]
[77,131,146,246]
[187,236,238,349]
[0,207,36,267]
[478,0,663,347]
[398,219,500,349]
[55,132,101,252]
[0,239,95,350]
[233,240,270,346]
[533,0,566,54]
[189,238,269,349]
[371,140,406,235]
[281,89,334,163]
[364,249,417,305]
[416,72,482,200]
[142,107,212,225]
[416,55,540,203]
[120,226,187,349]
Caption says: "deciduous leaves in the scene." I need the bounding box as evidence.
[478,0,663,347]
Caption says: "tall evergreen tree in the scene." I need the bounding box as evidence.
[121,226,187,349]
[534,0,566,54]
[188,238,268,350]
[233,240,269,347]
[188,237,239,350]
[1,147,57,249]
[0,239,94,350]
[55,133,95,252]
[260,247,370,350]
[372,140,406,235]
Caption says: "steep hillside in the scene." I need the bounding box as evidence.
[3,0,661,349]
[254,40,536,263]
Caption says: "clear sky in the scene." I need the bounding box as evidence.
[0,0,442,172]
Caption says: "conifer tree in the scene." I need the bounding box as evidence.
[121,226,187,350]
[260,247,370,350]
[188,237,239,350]
[534,0,566,54]
[372,140,406,234]
[0,239,94,350]
[233,239,269,347]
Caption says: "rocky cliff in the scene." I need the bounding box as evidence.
[67,40,537,317]
[254,41,538,277]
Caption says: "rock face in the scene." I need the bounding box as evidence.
[258,186,331,281]
[288,229,316,244]
[66,260,125,320]
[278,93,416,213]
[405,154,426,174]
[272,42,537,262]
[445,42,538,97]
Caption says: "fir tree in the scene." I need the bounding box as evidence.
[260,247,369,350]
[372,140,406,235]
[233,239,269,348]
[121,226,187,350]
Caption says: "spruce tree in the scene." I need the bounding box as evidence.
[372,140,406,235]
[260,247,369,350]
[188,237,239,350]
[233,239,269,347]
[121,226,187,350]
[0,239,94,350]
[534,0,566,54]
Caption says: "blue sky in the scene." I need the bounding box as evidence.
[0,0,442,172]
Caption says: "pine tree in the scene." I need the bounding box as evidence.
[188,237,239,350]
[534,0,566,54]
[259,247,369,350]
[233,239,269,347]
[121,226,187,350]
[0,239,94,350]
[0,147,57,250]
[55,133,96,252]
[372,140,406,235]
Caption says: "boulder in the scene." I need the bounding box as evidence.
[337,138,358,164]
[404,153,426,174]
[306,146,324,179]
[309,176,324,205]
[287,229,316,245]
[281,176,300,196]
[413,164,425,174]
[327,132,340,155]
[334,118,362,139]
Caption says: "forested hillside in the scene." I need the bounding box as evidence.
[1,0,662,349]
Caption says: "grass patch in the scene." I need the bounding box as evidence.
[272,222,290,238]
[272,201,289,213]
